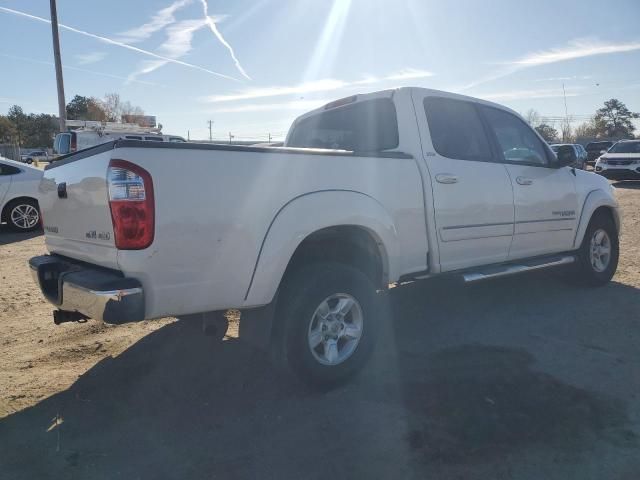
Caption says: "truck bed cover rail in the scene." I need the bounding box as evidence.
[46,139,413,170]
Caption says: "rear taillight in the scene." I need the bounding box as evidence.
[70,132,77,153]
[107,159,154,250]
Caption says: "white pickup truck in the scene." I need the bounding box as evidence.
[30,87,620,385]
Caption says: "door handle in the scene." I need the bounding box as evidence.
[435,173,459,184]
[516,176,533,185]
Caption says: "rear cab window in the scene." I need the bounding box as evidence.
[287,98,399,152]
[144,136,164,142]
[423,97,493,162]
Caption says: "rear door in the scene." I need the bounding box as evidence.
[480,106,578,259]
[414,93,514,271]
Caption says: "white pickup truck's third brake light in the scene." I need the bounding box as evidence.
[108,159,155,250]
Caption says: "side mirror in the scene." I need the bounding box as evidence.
[555,145,577,168]
[600,149,608,155]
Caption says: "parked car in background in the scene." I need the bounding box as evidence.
[595,139,640,181]
[20,150,49,164]
[30,87,620,385]
[550,144,587,169]
[586,141,614,165]
[0,158,43,232]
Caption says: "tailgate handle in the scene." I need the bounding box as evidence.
[57,182,67,199]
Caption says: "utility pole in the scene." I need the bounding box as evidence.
[562,82,570,142]
[50,0,66,133]
[187,130,190,141]
[268,132,272,143]
[228,132,234,144]
[207,120,214,141]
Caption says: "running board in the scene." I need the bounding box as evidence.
[462,255,575,283]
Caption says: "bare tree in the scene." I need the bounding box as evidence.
[524,109,541,127]
[561,116,574,143]
[101,93,144,122]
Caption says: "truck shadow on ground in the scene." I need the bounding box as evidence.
[1,273,639,479]
[0,225,42,245]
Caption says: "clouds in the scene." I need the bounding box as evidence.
[121,0,250,82]
[127,18,209,82]
[464,38,640,90]
[0,6,238,82]
[115,0,191,43]
[74,51,107,65]
[477,87,583,102]
[506,39,640,67]
[204,69,434,104]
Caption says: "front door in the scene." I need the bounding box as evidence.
[415,94,515,271]
[480,106,578,259]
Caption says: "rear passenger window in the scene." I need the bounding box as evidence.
[287,98,399,152]
[125,136,142,140]
[481,106,548,166]
[144,136,164,142]
[424,97,492,161]
[0,165,21,176]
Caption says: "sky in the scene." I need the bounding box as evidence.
[1,0,639,141]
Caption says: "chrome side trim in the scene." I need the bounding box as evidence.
[463,255,575,283]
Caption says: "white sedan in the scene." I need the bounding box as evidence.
[0,158,43,232]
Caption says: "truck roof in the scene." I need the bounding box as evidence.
[291,86,521,126]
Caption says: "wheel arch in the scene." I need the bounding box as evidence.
[573,189,620,249]
[243,190,400,306]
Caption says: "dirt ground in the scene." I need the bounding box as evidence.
[1,181,639,479]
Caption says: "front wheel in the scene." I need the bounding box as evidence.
[273,263,380,387]
[573,211,619,286]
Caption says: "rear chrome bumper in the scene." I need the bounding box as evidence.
[29,255,145,324]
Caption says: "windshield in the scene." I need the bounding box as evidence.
[586,142,613,151]
[608,141,640,154]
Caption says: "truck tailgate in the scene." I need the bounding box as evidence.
[40,150,118,269]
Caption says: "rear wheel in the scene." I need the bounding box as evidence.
[572,211,619,286]
[7,199,40,232]
[273,263,379,387]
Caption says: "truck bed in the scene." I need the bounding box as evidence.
[40,140,428,318]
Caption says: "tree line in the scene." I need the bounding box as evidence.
[527,98,639,144]
[0,93,144,148]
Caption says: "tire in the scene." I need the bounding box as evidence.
[26,158,33,165]
[572,211,619,286]
[273,262,380,387]
[6,199,41,232]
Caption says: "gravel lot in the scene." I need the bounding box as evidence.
[1,181,639,479]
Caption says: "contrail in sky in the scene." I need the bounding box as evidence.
[0,6,240,82]
[199,0,251,80]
